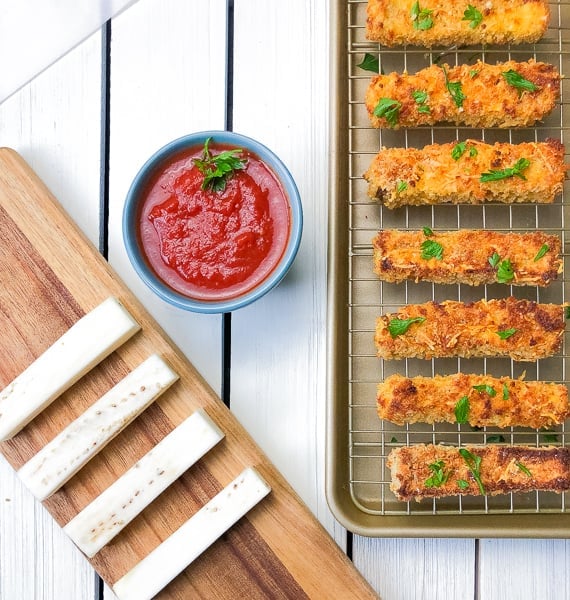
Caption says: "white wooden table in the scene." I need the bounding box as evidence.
[0,1,568,598]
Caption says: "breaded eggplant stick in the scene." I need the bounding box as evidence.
[375,297,566,361]
[366,0,550,48]
[373,229,562,286]
[387,444,570,501]
[364,139,566,207]
[377,373,569,429]
[365,59,560,129]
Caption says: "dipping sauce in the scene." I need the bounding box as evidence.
[138,140,291,301]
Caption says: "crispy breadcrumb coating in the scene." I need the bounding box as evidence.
[377,373,569,428]
[375,297,566,361]
[364,139,566,207]
[366,0,550,48]
[365,60,560,129]
[387,444,570,501]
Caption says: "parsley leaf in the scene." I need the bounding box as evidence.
[457,479,470,490]
[425,460,450,488]
[469,146,478,157]
[357,53,380,73]
[472,384,497,397]
[497,328,517,340]
[192,137,247,192]
[469,69,479,79]
[373,97,402,127]
[441,65,466,108]
[451,142,467,160]
[420,239,444,260]
[487,434,506,443]
[423,226,434,237]
[459,448,486,495]
[463,4,483,28]
[396,180,408,193]
[387,316,426,338]
[410,1,434,30]
[454,395,470,424]
[533,243,550,262]
[480,158,531,182]
[412,89,431,113]
[390,436,398,443]
[488,252,500,268]
[515,461,532,477]
[502,70,539,93]
[497,258,514,283]
[541,430,559,443]
[502,383,509,400]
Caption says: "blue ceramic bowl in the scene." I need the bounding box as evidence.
[123,130,303,313]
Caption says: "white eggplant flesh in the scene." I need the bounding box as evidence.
[0,297,140,441]
[63,409,224,557]
[17,354,178,501]
[112,467,271,600]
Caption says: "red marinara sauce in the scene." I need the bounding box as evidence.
[138,142,291,301]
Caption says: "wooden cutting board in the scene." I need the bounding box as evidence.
[0,148,376,599]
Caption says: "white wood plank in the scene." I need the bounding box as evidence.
[478,539,570,599]
[353,537,476,600]
[107,0,228,396]
[230,0,345,548]
[0,28,104,600]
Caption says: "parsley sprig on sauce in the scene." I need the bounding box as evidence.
[193,137,247,192]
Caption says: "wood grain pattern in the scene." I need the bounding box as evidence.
[0,148,375,598]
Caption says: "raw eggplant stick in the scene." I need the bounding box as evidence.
[365,59,560,129]
[377,373,570,429]
[364,139,566,208]
[366,0,550,48]
[372,229,562,286]
[374,297,565,361]
[387,444,570,502]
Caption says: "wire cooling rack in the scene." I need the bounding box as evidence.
[341,0,570,520]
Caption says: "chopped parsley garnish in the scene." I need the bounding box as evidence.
[373,97,402,127]
[193,137,247,192]
[502,70,539,94]
[387,316,426,338]
[421,239,444,260]
[533,244,550,262]
[412,89,431,113]
[515,461,532,477]
[472,384,497,397]
[454,395,470,424]
[496,258,515,283]
[441,65,466,108]
[480,158,531,182]
[425,460,450,488]
[497,328,517,340]
[469,69,479,79]
[410,1,434,30]
[469,146,478,157]
[390,436,398,443]
[423,226,434,237]
[463,4,483,28]
[396,180,408,193]
[502,383,509,400]
[357,53,380,73]
[488,252,500,268]
[451,142,467,160]
[457,479,470,490]
[459,448,485,495]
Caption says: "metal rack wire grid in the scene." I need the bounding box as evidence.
[346,0,570,516]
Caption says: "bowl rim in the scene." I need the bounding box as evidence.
[122,130,303,314]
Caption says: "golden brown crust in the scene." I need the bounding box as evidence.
[375,297,566,361]
[364,139,566,207]
[365,60,560,129]
[373,229,562,286]
[387,444,570,501]
[366,0,550,47]
[377,373,570,428]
